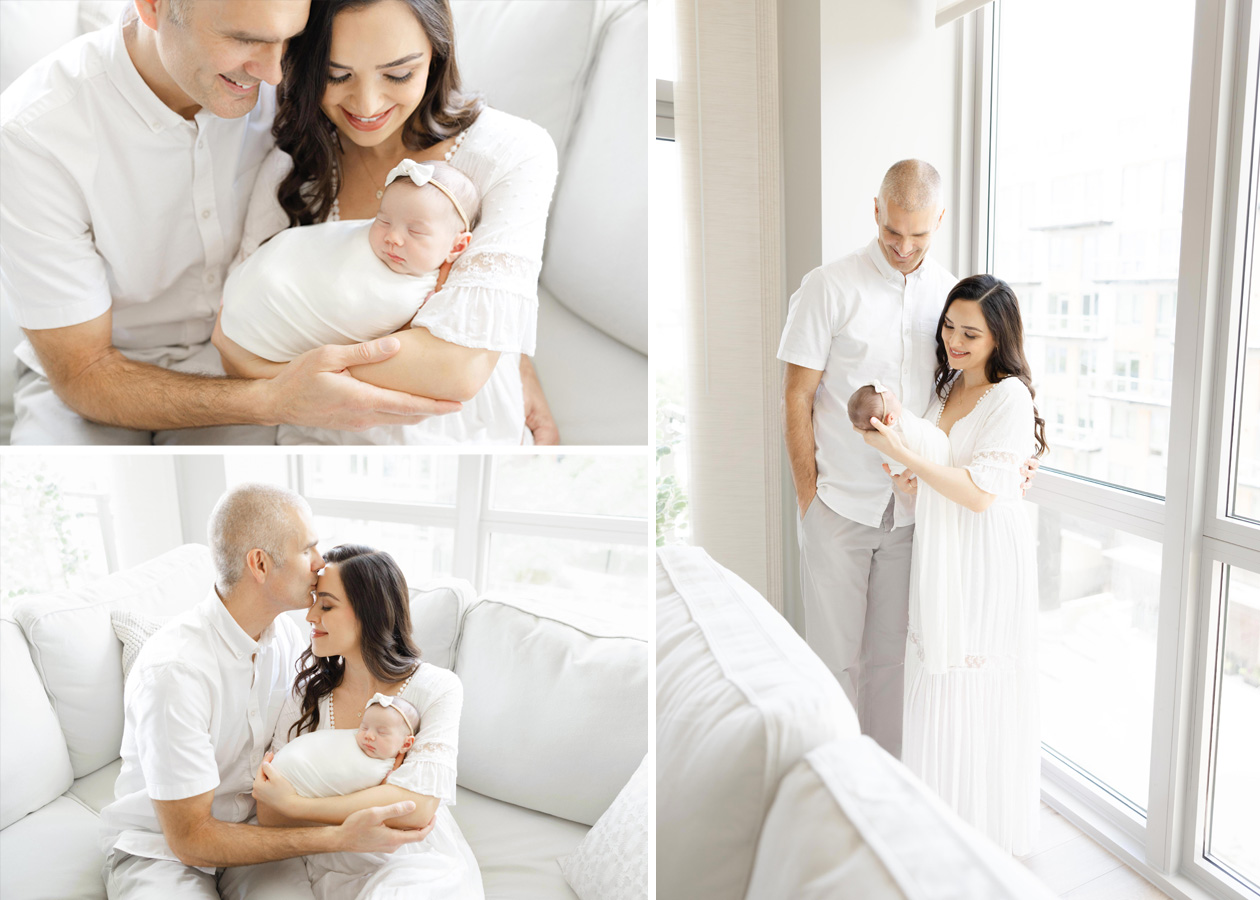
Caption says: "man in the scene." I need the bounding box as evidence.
[0,0,463,443]
[778,160,956,758]
[99,484,432,898]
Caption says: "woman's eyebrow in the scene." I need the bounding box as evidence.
[314,592,339,601]
[328,52,425,70]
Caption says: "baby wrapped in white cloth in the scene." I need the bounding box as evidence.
[270,693,421,799]
[218,159,480,366]
[849,381,963,674]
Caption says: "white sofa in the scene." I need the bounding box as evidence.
[0,544,647,900]
[0,0,647,445]
[656,546,1058,900]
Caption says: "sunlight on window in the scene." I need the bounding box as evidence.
[304,455,458,506]
[490,456,648,519]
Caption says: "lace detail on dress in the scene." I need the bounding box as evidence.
[447,249,539,295]
[970,449,1024,469]
[908,630,1014,670]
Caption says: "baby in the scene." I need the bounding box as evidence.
[847,380,918,475]
[216,159,481,375]
[269,693,421,799]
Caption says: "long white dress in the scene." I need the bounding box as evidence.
[901,375,1041,856]
[233,107,558,445]
[270,663,484,900]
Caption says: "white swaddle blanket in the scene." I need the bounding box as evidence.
[898,410,965,675]
[270,729,394,798]
[220,220,438,362]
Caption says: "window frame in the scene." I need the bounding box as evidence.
[973,0,1260,897]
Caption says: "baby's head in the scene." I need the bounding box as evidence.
[355,694,421,761]
[848,381,902,431]
[369,159,482,277]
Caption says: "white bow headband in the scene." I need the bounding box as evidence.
[384,159,471,232]
[364,692,421,733]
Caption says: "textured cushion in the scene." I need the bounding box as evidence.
[0,795,106,900]
[410,577,476,670]
[108,610,170,681]
[451,0,599,159]
[656,547,861,900]
[0,619,73,830]
[560,753,648,900]
[454,597,647,826]
[541,1,648,355]
[11,544,215,777]
[452,786,587,900]
[746,737,1059,900]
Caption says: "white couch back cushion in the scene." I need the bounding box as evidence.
[540,1,647,355]
[746,737,1059,900]
[11,544,214,778]
[454,596,647,826]
[0,619,74,829]
[410,577,476,670]
[656,547,861,900]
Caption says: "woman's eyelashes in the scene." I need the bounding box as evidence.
[326,70,415,85]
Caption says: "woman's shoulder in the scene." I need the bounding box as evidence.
[463,107,557,165]
[404,662,462,701]
[994,376,1033,403]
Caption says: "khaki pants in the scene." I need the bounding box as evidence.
[103,850,314,900]
[797,495,914,759]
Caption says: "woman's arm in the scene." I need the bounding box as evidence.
[860,419,996,513]
[254,759,437,830]
[346,326,499,402]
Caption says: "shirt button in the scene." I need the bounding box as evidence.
[197,139,205,149]
[201,209,211,219]
[204,272,216,285]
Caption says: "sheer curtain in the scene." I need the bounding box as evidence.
[674,0,787,608]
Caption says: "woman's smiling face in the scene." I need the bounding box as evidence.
[941,299,996,374]
[320,0,433,150]
[307,564,361,659]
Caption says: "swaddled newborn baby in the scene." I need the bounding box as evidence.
[218,159,481,366]
[270,693,421,799]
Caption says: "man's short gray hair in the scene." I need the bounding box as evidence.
[208,484,312,591]
[878,159,943,213]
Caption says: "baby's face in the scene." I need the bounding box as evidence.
[355,705,412,760]
[369,184,468,276]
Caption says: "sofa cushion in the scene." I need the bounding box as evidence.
[540,1,648,355]
[454,596,647,826]
[11,544,215,777]
[67,758,122,815]
[655,547,861,900]
[109,610,171,681]
[411,577,476,670]
[453,786,586,900]
[559,752,648,900]
[745,737,1059,900]
[450,0,599,160]
[0,795,106,900]
[0,619,74,830]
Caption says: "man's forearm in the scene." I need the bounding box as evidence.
[47,350,275,431]
[174,818,338,868]
[784,394,819,504]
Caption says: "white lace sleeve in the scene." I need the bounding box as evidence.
[964,380,1036,498]
[230,146,294,272]
[410,115,558,353]
[386,665,463,804]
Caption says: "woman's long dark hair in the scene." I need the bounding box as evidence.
[932,274,1049,458]
[274,0,485,226]
[290,544,421,738]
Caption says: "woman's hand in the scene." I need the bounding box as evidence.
[1020,456,1041,496]
[857,417,908,463]
[521,356,559,444]
[252,753,300,815]
[883,463,918,495]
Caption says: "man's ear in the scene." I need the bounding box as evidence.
[445,231,472,263]
[134,0,161,30]
[245,548,271,584]
[936,206,946,229]
[873,196,881,225]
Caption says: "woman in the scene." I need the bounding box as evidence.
[254,545,481,899]
[226,0,559,445]
[861,274,1048,855]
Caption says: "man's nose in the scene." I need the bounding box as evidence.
[246,44,285,86]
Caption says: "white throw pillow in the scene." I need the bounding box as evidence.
[746,737,1059,900]
[409,577,476,670]
[109,610,171,682]
[559,753,648,900]
[656,547,861,900]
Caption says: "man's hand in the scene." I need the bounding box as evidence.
[884,463,918,495]
[1020,456,1041,496]
[797,485,816,519]
[262,338,462,431]
[252,755,298,815]
[338,803,435,854]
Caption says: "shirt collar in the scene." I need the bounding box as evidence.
[865,237,929,288]
[201,587,265,660]
[106,14,193,134]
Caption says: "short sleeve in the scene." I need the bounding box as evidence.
[230,146,294,271]
[409,118,558,354]
[129,663,220,801]
[777,268,846,371]
[0,125,113,330]
[386,666,462,804]
[964,380,1035,498]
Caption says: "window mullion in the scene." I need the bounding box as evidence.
[452,457,484,588]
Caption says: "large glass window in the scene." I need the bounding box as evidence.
[1231,146,1260,524]
[992,0,1194,498]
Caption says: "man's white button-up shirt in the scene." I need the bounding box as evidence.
[99,590,304,868]
[778,238,957,529]
[0,15,275,375]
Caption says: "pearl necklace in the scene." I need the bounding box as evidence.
[330,129,467,223]
[328,666,417,729]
